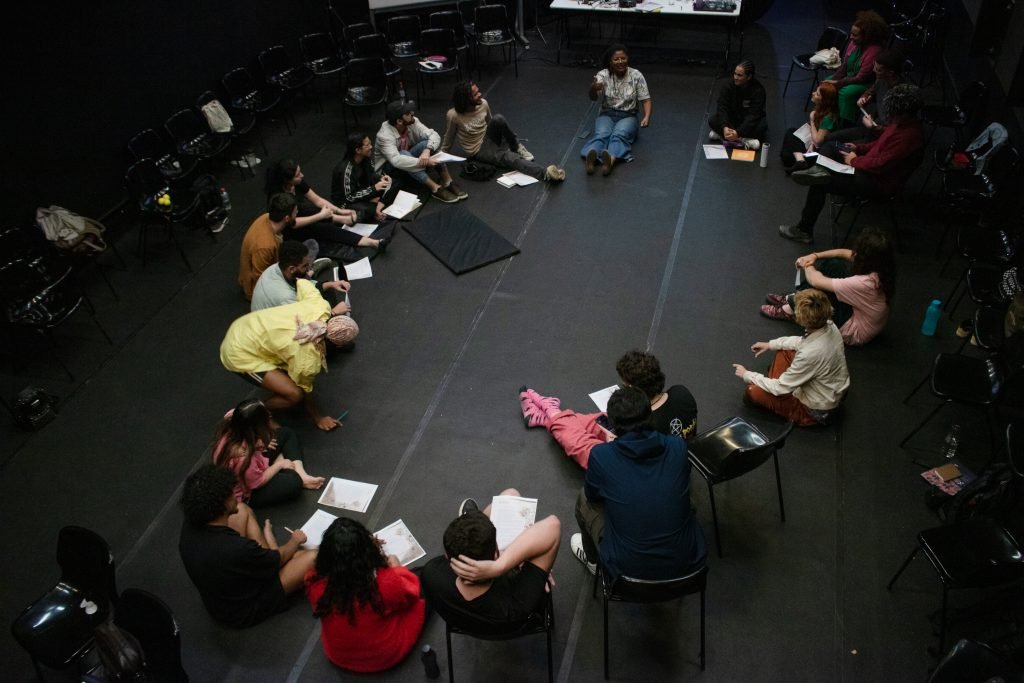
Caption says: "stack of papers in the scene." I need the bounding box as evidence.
[344,222,378,237]
[383,190,422,218]
[497,171,540,188]
[376,519,427,566]
[489,495,538,550]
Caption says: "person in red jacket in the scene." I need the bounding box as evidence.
[778,83,923,245]
[305,518,426,673]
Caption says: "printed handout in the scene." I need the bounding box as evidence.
[702,144,729,160]
[299,509,338,549]
[375,519,427,566]
[489,495,538,551]
[317,477,378,513]
[344,257,373,281]
[589,384,620,412]
[344,223,378,238]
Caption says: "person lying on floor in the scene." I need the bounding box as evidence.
[251,240,350,313]
[760,225,896,346]
[305,517,426,673]
[219,278,357,431]
[519,350,697,469]
[421,489,560,634]
[733,289,849,427]
[212,398,324,509]
[178,464,316,628]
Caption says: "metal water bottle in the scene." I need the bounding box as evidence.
[759,142,770,168]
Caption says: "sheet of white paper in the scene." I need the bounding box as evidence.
[497,175,517,188]
[795,269,803,287]
[344,223,378,238]
[702,144,729,160]
[489,496,538,551]
[431,151,466,163]
[375,519,427,566]
[383,190,422,217]
[589,384,620,412]
[344,257,373,280]
[793,123,813,146]
[498,171,539,187]
[815,154,854,174]
[317,477,378,513]
[332,266,339,282]
[299,509,338,549]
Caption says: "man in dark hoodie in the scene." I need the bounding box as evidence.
[569,387,707,581]
[708,59,767,151]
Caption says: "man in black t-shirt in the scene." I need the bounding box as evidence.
[178,465,317,628]
[421,489,560,635]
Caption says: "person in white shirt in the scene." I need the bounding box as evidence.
[581,44,651,177]
[733,289,849,426]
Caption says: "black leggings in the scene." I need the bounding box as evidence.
[287,217,362,248]
[249,427,304,508]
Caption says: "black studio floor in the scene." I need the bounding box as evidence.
[3,1,1020,681]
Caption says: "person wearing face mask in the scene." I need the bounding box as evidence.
[708,59,767,150]
[580,44,652,177]
[239,193,305,301]
[250,240,351,313]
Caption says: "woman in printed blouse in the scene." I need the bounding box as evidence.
[580,44,652,177]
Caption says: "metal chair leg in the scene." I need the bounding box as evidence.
[903,370,932,404]
[773,453,786,522]
[707,482,723,558]
[899,402,946,448]
[699,588,707,671]
[446,626,455,682]
[887,546,920,589]
[603,591,610,679]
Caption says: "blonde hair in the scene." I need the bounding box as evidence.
[793,289,832,329]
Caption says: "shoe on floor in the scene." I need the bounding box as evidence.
[570,533,598,575]
[585,149,597,175]
[433,186,460,203]
[600,150,615,176]
[786,158,813,175]
[209,217,229,234]
[742,138,761,150]
[459,498,480,516]
[447,180,469,199]
[778,224,813,244]
[708,130,722,141]
[516,143,535,161]
[311,257,333,277]
[545,165,566,182]
[376,236,390,254]
[761,303,795,321]
[765,292,789,307]
[791,165,831,186]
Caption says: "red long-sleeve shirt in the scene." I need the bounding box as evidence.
[851,119,924,194]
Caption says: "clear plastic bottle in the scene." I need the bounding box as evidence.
[921,299,942,336]
[398,80,407,103]
[220,187,231,211]
[942,424,961,460]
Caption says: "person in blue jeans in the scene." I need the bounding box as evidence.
[374,100,466,204]
[581,44,652,177]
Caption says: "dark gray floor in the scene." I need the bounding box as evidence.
[3,1,1015,681]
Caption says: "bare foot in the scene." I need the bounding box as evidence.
[302,475,326,490]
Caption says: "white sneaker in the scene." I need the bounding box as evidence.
[708,130,722,141]
[244,153,262,166]
[209,217,229,234]
[516,143,535,161]
[570,533,597,575]
[743,138,761,150]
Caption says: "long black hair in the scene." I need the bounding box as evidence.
[851,226,897,302]
[451,81,477,114]
[211,399,274,495]
[345,132,369,160]
[265,159,299,199]
[312,517,387,623]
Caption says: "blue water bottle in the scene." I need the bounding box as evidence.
[921,299,942,336]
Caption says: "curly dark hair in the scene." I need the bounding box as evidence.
[603,43,628,70]
[180,464,236,527]
[851,226,897,302]
[616,350,665,399]
[311,518,387,623]
[854,9,889,45]
[882,82,923,120]
[451,80,478,114]
[211,400,275,496]
[443,511,497,561]
[265,159,300,199]
[607,386,652,433]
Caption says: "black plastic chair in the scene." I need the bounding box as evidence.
[128,128,198,186]
[353,33,404,91]
[0,258,113,381]
[342,22,375,59]
[923,80,988,147]
[888,424,1024,654]
[443,590,554,683]
[195,90,257,179]
[900,334,1024,454]
[11,527,117,680]
[259,44,316,110]
[430,10,471,69]
[928,638,1022,683]
[221,66,291,137]
[115,589,189,682]
[957,304,1010,354]
[300,32,347,106]
[593,564,708,677]
[342,57,388,135]
[782,26,848,110]
[387,15,422,60]
[416,28,461,104]
[163,109,231,166]
[942,226,1019,318]
[475,4,518,78]
[687,418,794,557]
[125,159,203,271]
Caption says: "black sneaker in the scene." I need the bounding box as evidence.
[458,498,480,516]
[376,236,390,254]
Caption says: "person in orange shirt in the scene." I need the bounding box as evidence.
[238,193,300,300]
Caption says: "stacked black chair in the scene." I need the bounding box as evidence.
[430,10,472,71]
[163,108,231,169]
[687,418,793,557]
[342,22,375,59]
[354,33,404,93]
[125,158,204,271]
[195,90,257,178]
[259,45,316,111]
[128,128,198,186]
[11,527,118,680]
[221,66,291,137]
[474,4,518,78]
[387,15,422,60]
[781,26,848,110]
[416,28,461,104]
[342,58,389,135]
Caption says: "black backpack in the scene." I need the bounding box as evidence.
[190,174,226,227]
[460,161,497,182]
[937,462,1018,524]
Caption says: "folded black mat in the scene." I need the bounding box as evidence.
[403,206,520,275]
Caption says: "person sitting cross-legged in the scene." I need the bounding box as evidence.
[734,289,850,426]
[421,489,560,635]
[178,464,316,628]
[251,240,351,313]
[708,60,767,151]
[374,101,466,205]
[569,387,707,581]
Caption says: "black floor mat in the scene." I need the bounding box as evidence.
[403,205,520,275]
